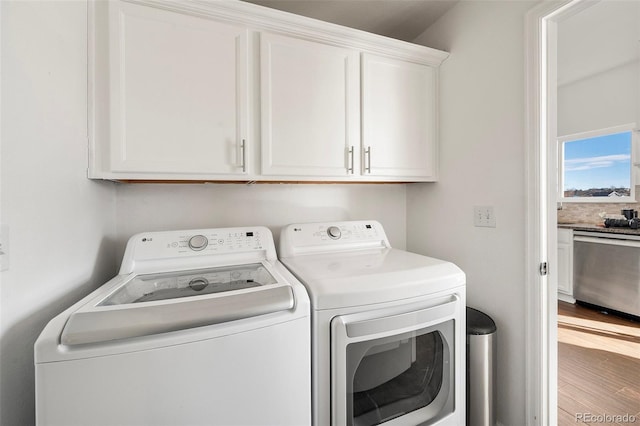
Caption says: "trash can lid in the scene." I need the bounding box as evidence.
[467,306,497,335]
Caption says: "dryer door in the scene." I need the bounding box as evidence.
[331,295,459,426]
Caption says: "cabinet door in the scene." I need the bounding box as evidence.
[557,242,571,294]
[260,32,360,176]
[557,229,574,296]
[107,1,249,175]
[362,54,437,179]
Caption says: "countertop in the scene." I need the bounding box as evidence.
[558,222,640,236]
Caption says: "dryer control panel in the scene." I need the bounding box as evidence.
[279,220,390,257]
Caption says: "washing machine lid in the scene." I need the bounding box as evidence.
[280,247,465,310]
[60,261,295,346]
[101,262,277,305]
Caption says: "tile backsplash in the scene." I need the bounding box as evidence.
[557,186,640,225]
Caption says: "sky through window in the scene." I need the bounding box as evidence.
[563,131,631,195]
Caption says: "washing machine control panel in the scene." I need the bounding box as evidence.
[125,227,275,264]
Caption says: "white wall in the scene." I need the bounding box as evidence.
[409,2,534,425]
[0,2,117,425]
[0,1,536,425]
[0,2,409,424]
[114,183,407,258]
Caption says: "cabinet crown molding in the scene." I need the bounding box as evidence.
[125,0,449,66]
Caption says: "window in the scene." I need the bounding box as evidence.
[558,124,637,202]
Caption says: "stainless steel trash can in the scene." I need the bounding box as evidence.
[466,307,497,426]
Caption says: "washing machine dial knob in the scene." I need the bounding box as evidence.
[188,235,208,251]
[189,277,209,291]
[327,226,341,240]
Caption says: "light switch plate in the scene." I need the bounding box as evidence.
[474,206,496,228]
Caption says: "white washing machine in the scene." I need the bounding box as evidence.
[279,220,466,426]
[35,226,311,426]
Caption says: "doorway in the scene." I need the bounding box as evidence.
[526,0,640,424]
[555,0,640,424]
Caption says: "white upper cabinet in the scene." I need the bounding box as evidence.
[90,1,250,179]
[362,54,437,179]
[89,0,448,182]
[260,33,360,177]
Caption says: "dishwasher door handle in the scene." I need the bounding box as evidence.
[574,235,640,248]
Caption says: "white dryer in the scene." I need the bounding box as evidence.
[279,220,466,426]
[35,226,311,426]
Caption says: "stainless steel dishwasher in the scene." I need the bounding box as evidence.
[573,230,640,317]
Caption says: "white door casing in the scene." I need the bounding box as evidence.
[525,1,587,425]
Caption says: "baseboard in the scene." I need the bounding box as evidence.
[557,293,575,304]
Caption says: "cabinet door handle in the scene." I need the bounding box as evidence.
[347,146,354,174]
[240,139,246,172]
[365,146,371,174]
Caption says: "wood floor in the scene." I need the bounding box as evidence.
[557,301,640,425]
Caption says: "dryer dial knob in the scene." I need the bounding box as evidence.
[327,226,341,240]
[188,235,208,251]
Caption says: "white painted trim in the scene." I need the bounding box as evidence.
[557,123,637,142]
[87,0,96,177]
[527,1,607,424]
[525,1,573,425]
[557,293,575,304]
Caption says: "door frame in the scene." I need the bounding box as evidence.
[525,1,596,424]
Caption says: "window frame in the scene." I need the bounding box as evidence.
[557,123,637,203]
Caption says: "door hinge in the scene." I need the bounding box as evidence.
[539,262,548,276]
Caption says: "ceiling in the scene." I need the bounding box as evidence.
[241,0,459,42]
